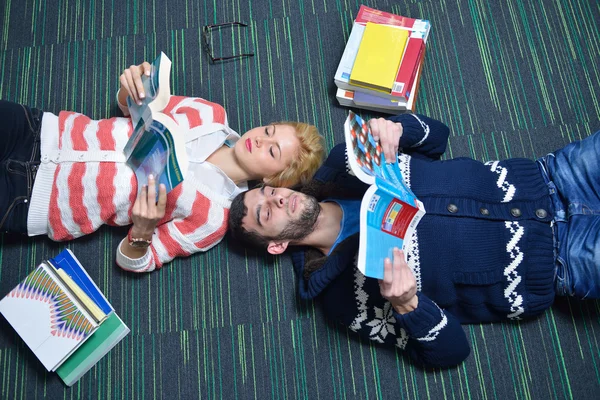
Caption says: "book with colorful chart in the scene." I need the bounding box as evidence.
[123,52,188,194]
[0,249,129,386]
[344,111,425,279]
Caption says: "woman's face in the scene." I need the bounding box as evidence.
[234,124,300,181]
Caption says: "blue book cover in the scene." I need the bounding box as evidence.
[353,90,404,109]
[48,250,113,315]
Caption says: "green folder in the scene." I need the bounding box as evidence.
[56,313,130,386]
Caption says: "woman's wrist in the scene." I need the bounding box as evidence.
[116,88,130,116]
[120,236,149,259]
[129,225,153,241]
[117,87,127,106]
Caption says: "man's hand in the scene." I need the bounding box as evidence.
[368,117,403,163]
[119,61,151,106]
[379,248,418,314]
[130,174,167,241]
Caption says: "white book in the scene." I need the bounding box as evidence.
[334,22,366,91]
[336,88,355,107]
[0,263,98,371]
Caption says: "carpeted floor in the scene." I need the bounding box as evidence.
[1,0,599,399]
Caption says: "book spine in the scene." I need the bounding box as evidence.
[334,22,366,90]
[408,41,427,100]
[52,268,106,323]
[336,88,355,106]
[353,90,401,108]
[353,84,406,101]
[406,48,427,112]
[355,5,418,28]
[391,38,425,100]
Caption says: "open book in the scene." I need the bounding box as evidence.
[0,250,129,386]
[123,52,188,193]
[344,111,425,279]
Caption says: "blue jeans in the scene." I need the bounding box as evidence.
[537,130,600,299]
[0,100,43,234]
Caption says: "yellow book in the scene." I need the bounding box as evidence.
[53,267,107,324]
[349,22,409,93]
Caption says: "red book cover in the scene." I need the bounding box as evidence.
[407,46,427,112]
[355,5,418,28]
[391,38,425,100]
[381,199,419,239]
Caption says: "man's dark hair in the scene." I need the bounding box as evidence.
[228,191,271,251]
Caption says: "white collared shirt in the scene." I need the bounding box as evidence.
[186,128,248,200]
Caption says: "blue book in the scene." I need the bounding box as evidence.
[123,52,188,196]
[343,111,426,279]
[48,249,113,315]
[353,90,406,109]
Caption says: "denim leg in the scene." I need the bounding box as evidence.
[560,214,600,298]
[0,100,43,234]
[542,129,600,298]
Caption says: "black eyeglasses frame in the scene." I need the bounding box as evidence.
[202,22,255,63]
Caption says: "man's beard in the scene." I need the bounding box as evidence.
[277,195,320,241]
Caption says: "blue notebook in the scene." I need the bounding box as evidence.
[48,249,113,315]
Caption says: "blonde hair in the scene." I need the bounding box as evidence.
[265,121,326,187]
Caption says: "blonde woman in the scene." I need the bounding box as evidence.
[0,62,325,273]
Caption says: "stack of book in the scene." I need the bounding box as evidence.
[334,5,431,114]
[0,249,129,386]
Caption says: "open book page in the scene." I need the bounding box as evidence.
[358,182,425,279]
[344,111,425,279]
[344,111,415,196]
[343,110,383,185]
[126,113,187,193]
[125,52,172,131]
[122,52,188,193]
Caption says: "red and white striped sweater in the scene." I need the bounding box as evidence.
[29,96,233,272]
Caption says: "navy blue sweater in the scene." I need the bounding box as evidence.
[291,114,556,368]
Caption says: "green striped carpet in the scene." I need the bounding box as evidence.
[1,0,599,398]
